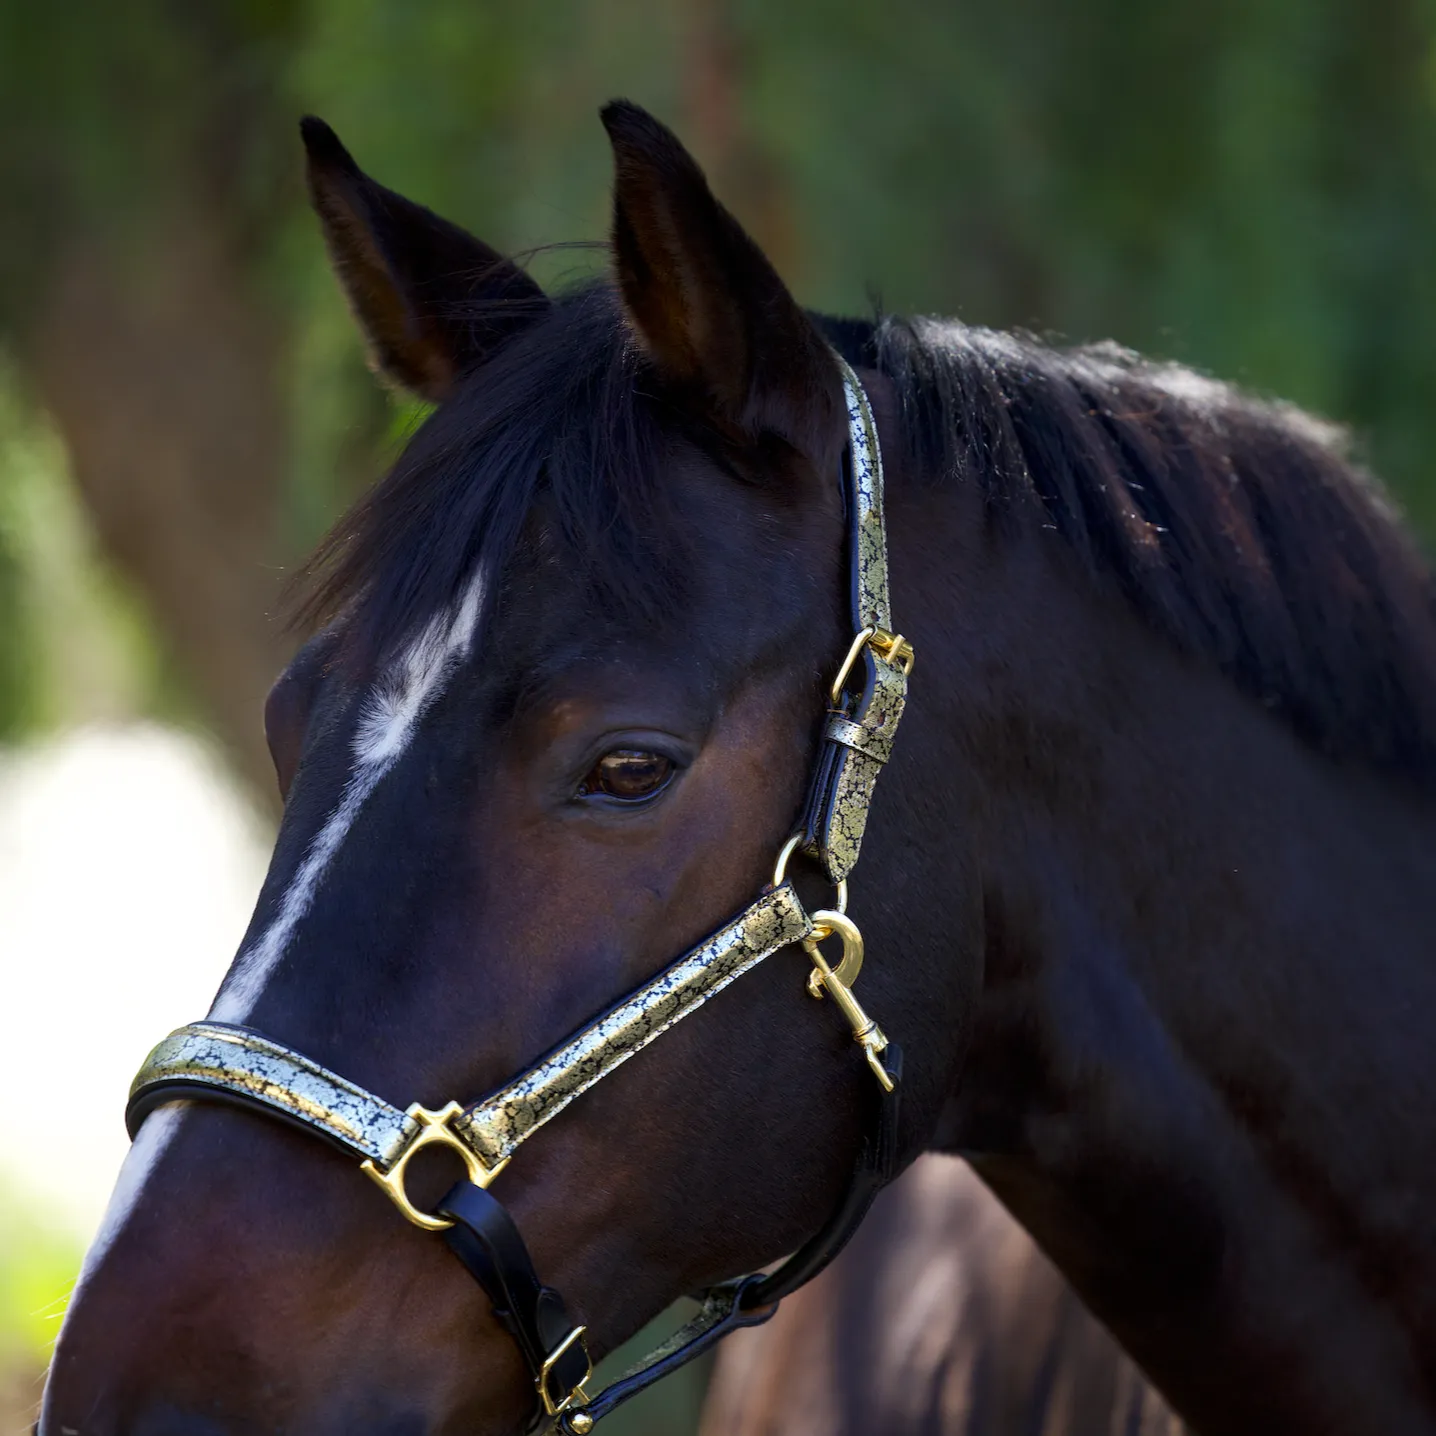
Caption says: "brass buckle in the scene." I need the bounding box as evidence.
[802,910,894,1092]
[869,627,916,675]
[360,1101,508,1232]
[829,626,915,705]
[539,1324,594,1422]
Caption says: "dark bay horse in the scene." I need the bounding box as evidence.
[42,100,1436,1435]
[702,1154,1184,1436]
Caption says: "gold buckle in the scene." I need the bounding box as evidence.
[869,627,915,675]
[829,627,915,705]
[539,1324,594,1420]
[802,910,894,1092]
[360,1101,507,1232]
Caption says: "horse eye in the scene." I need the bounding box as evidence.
[579,749,675,802]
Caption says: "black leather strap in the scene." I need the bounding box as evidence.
[558,1274,777,1432]
[488,1041,898,1434]
[439,1182,594,1427]
[558,1043,903,1432]
[742,1041,902,1309]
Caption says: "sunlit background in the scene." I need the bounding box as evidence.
[2,2,1434,1430]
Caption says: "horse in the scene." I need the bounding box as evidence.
[701,1153,1184,1436]
[41,98,1436,1435]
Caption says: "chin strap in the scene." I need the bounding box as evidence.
[437,1184,598,1430]
[435,1045,903,1434]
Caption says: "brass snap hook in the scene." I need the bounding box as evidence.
[800,910,893,1093]
[801,910,865,993]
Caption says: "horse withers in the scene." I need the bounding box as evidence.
[42,100,1436,1435]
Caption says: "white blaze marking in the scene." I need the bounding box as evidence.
[75,1103,185,1282]
[211,575,484,1023]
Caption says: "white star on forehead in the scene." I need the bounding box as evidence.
[211,571,485,1024]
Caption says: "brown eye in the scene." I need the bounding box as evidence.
[578,749,675,802]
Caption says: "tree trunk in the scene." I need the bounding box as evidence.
[33,216,292,808]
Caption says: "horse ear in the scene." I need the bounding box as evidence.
[600,100,842,462]
[301,117,548,403]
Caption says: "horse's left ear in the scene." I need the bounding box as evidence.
[302,116,549,403]
[601,100,843,465]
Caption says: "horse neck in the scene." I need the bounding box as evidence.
[904,501,1436,1434]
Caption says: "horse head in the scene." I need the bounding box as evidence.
[42,103,967,1436]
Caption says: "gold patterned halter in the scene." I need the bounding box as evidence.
[127,357,914,1433]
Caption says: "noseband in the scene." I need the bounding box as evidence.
[127,360,914,1433]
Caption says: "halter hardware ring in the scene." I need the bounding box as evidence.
[771,834,848,914]
[360,1101,507,1232]
[539,1324,594,1419]
[828,626,916,706]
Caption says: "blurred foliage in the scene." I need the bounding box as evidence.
[0,1180,80,1428]
[0,0,1434,1424]
[1,0,1434,749]
[0,371,165,741]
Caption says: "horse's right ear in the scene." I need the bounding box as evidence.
[301,117,548,403]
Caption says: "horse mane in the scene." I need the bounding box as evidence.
[297,281,1436,789]
[830,315,1436,788]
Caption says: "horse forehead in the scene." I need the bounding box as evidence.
[217,492,808,1031]
[212,580,489,1024]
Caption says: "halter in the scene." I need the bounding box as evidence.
[127,358,915,1433]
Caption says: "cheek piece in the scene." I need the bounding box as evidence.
[126,359,914,1433]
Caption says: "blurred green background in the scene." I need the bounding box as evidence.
[1,0,1433,1430]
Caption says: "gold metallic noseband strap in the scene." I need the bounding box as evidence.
[129,883,815,1220]
[456,882,812,1167]
[127,1022,415,1165]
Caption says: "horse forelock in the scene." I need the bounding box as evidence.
[291,282,683,679]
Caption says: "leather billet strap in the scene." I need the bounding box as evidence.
[800,359,911,884]
[838,355,893,633]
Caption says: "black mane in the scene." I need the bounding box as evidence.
[300,282,1436,786]
[835,315,1436,784]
